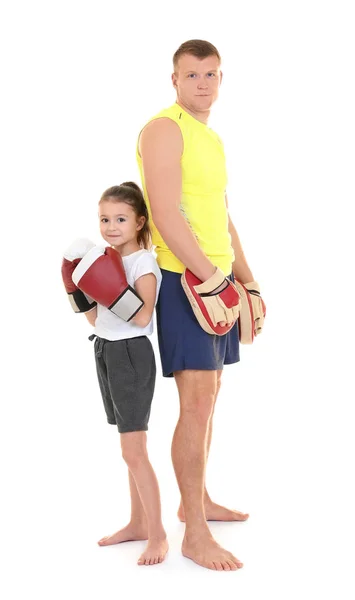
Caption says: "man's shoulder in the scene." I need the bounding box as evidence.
[143,103,182,130]
[139,111,183,154]
[150,103,179,119]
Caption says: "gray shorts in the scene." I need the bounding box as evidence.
[91,335,156,434]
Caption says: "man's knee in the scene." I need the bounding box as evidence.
[217,370,223,390]
[175,370,217,422]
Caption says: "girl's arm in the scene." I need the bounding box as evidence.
[84,306,97,326]
[131,273,157,328]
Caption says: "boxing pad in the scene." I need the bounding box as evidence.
[72,246,144,321]
[62,238,97,313]
[181,268,241,336]
[234,280,266,344]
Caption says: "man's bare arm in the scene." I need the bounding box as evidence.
[139,118,215,282]
[226,195,254,284]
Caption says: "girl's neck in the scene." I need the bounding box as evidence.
[113,240,141,257]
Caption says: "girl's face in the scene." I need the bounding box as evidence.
[99,199,144,253]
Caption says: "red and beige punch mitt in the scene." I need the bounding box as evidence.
[61,238,98,313]
[234,280,266,344]
[181,268,241,336]
[72,245,144,321]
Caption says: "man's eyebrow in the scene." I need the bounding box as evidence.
[185,69,218,73]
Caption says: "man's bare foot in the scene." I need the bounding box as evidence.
[178,501,249,522]
[137,537,169,566]
[98,522,148,546]
[182,532,243,571]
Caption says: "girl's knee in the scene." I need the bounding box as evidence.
[122,451,144,469]
[120,431,148,468]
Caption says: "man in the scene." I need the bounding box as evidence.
[136,40,264,571]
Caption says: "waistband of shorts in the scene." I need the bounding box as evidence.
[88,334,147,343]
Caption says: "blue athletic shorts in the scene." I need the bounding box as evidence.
[156,269,240,378]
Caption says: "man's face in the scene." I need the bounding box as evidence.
[172,54,222,112]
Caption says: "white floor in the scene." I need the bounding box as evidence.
[1,2,354,597]
[2,306,354,599]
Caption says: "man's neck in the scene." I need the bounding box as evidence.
[176,101,210,125]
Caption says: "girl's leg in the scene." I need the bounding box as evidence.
[128,470,147,526]
[121,431,168,566]
[97,470,148,546]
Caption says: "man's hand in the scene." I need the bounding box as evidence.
[181,267,241,336]
[234,280,266,344]
[245,282,266,336]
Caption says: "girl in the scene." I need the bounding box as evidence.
[86,182,168,566]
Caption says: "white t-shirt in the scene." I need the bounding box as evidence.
[94,249,162,341]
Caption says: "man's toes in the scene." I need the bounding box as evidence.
[227,560,238,571]
[222,561,231,571]
[213,562,224,571]
[228,552,242,568]
[158,556,163,563]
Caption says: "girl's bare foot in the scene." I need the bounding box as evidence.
[137,536,169,566]
[98,522,148,546]
[182,532,243,571]
[178,501,249,522]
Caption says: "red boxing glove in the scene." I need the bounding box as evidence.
[61,238,97,313]
[72,246,144,321]
[181,268,240,336]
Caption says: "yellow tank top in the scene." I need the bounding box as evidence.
[136,103,234,275]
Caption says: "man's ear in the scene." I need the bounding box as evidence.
[171,73,177,88]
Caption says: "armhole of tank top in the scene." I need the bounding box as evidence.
[137,116,184,160]
[137,126,144,158]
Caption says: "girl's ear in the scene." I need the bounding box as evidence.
[136,216,146,231]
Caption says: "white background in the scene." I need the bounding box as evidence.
[1,1,354,598]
